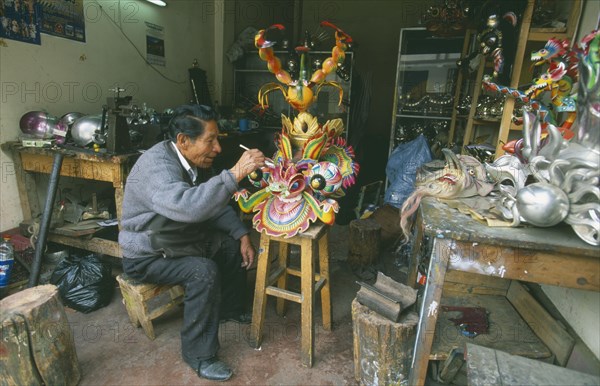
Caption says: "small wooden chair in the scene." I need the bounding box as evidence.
[249,222,332,367]
[116,274,184,340]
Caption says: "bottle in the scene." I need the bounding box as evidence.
[0,234,15,289]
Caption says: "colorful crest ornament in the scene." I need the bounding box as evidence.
[486,30,600,246]
[234,22,359,238]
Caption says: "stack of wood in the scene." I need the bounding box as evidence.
[352,272,419,385]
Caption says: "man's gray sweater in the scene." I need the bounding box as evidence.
[118,140,248,259]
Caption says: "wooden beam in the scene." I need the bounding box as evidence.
[506,281,575,366]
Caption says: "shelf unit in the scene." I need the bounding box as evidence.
[447,29,477,146]
[454,0,582,158]
[233,50,354,138]
[388,28,463,158]
[494,0,582,157]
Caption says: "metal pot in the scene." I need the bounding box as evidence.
[71,115,104,146]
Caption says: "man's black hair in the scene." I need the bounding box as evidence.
[167,104,219,141]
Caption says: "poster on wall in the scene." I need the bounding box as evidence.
[0,0,41,45]
[146,22,165,66]
[40,0,85,42]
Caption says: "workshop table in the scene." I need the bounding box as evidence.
[2,142,140,257]
[406,197,599,386]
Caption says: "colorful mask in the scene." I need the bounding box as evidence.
[400,149,495,239]
[482,32,592,154]
[234,23,359,238]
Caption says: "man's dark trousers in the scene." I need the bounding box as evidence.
[122,231,247,367]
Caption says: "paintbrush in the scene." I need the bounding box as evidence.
[239,144,275,167]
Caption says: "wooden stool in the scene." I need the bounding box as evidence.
[249,222,331,367]
[116,274,184,340]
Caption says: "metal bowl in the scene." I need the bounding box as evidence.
[71,115,103,146]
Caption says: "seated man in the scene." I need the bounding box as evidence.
[118,104,266,381]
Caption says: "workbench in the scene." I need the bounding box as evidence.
[406,197,599,386]
[2,142,140,257]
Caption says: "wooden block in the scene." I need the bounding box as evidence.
[506,281,575,366]
[352,298,418,385]
[348,219,381,268]
[0,285,80,386]
[369,205,401,245]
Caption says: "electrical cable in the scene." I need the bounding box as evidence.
[90,0,186,84]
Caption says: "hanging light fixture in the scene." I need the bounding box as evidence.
[146,0,167,6]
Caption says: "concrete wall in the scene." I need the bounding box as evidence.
[540,0,600,361]
[0,0,218,230]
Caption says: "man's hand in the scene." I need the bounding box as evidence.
[239,234,256,270]
[230,148,266,182]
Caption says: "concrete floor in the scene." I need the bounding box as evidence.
[66,225,365,385]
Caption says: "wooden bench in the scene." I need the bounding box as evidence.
[466,343,600,385]
[116,274,184,340]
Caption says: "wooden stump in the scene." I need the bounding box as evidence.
[0,284,80,386]
[352,298,418,386]
[348,219,382,268]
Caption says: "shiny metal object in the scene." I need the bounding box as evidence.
[487,32,600,246]
[54,112,85,145]
[71,115,104,146]
[19,111,58,139]
[59,112,85,128]
[516,182,569,227]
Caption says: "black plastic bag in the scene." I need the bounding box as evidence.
[50,253,114,313]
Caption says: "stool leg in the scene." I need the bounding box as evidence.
[249,234,272,348]
[300,238,315,367]
[319,233,332,331]
[276,241,289,317]
[118,283,140,327]
[134,291,156,340]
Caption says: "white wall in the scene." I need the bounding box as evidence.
[0,0,219,230]
[541,0,600,361]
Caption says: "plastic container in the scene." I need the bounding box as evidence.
[0,235,15,288]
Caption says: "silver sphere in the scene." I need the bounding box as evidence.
[516,182,569,227]
[71,115,102,146]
